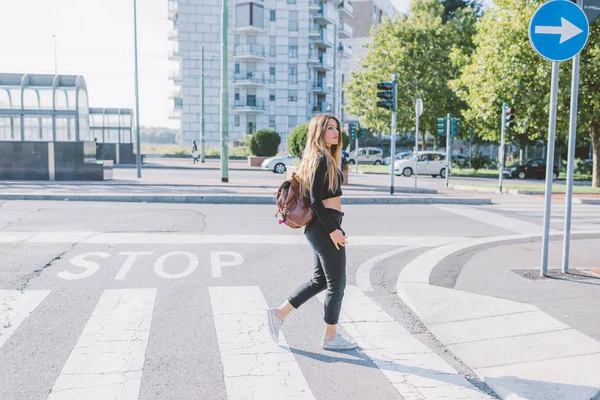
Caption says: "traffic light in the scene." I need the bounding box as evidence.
[437,118,446,136]
[505,107,515,129]
[356,126,361,139]
[376,81,395,111]
[451,118,460,136]
[349,123,357,139]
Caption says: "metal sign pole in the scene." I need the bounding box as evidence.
[541,61,560,277]
[499,103,507,193]
[562,9,583,273]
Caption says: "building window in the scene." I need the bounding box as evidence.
[235,63,240,74]
[270,10,276,21]
[289,11,298,32]
[235,92,240,101]
[236,3,264,29]
[288,65,298,84]
[289,45,298,58]
[288,116,297,129]
[287,0,296,4]
[269,36,276,57]
[235,115,240,126]
[288,91,297,102]
[269,118,275,128]
[269,91,275,101]
[270,65,276,83]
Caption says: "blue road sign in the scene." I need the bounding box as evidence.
[529,1,589,62]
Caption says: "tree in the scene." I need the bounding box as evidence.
[441,0,482,23]
[288,123,309,158]
[344,0,478,145]
[249,129,281,157]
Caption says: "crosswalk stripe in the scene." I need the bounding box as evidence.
[436,205,558,234]
[209,286,314,400]
[0,290,50,350]
[47,288,157,400]
[318,286,493,400]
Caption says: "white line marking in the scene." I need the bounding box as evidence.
[0,290,50,349]
[436,205,560,234]
[209,286,314,400]
[0,232,471,246]
[47,289,156,400]
[317,286,492,399]
[355,247,410,292]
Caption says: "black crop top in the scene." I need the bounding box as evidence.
[310,156,343,234]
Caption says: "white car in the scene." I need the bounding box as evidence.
[347,147,384,165]
[392,151,448,178]
[383,152,412,165]
[261,154,300,174]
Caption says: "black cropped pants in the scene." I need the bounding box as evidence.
[287,209,346,325]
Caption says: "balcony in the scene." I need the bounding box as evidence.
[169,88,182,99]
[233,98,266,113]
[312,101,328,115]
[309,0,321,13]
[233,71,266,86]
[168,0,178,21]
[168,49,182,61]
[313,78,328,93]
[338,1,353,17]
[309,25,321,38]
[169,70,182,87]
[339,22,353,38]
[169,109,181,120]
[312,30,333,48]
[308,49,320,63]
[168,26,179,41]
[314,4,335,25]
[339,43,353,58]
[314,55,332,71]
[233,44,266,61]
[234,24,265,34]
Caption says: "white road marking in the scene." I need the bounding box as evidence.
[47,289,156,400]
[355,247,410,292]
[0,232,470,246]
[317,286,492,399]
[0,290,50,349]
[209,286,314,400]
[210,251,244,278]
[435,205,560,234]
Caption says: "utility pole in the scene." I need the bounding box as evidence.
[220,0,229,182]
[133,0,142,178]
[201,46,206,163]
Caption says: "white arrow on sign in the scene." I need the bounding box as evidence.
[535,17,583,44]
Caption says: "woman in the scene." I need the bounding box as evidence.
[267,113,356,351]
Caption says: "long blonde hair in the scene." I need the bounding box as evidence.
[296,113,342,199]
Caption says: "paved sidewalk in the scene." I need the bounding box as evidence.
[396,233,600,400]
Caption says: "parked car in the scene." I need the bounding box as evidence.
[383,152,412,165]
[347,147,384,165]
[261,154,300,174]
[452,154,469,169]
[503,159,559,180]
[391,151,448,178]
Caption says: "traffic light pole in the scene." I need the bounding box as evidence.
[499,102,507,193]
[390,74,398,195]
[445,113,451,188]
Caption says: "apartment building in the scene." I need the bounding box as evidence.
[168,0,356,149]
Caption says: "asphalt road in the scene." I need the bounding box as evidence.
[0,199,598,399]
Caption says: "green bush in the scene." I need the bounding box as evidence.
[249,129,281,157]
[470,153,486,172]
[576,158,593,175]
[341,131,350,150]
[288,123,309,157]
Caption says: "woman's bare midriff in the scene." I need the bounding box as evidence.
[323,196,342,212]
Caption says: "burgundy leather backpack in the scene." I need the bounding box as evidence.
[275,172,314,229]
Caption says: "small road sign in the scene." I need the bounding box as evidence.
[529,1,589,62]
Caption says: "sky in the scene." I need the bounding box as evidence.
[0,0,492,129]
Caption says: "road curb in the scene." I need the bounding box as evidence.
[396,231,600,400]
[0,193,492,205]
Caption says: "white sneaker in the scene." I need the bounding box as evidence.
[321,333,357,350]
[266,308,283,343]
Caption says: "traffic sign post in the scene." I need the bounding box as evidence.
[529,0,589,277]
[445,113,451,188]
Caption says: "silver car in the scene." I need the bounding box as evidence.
[261,154,300,173]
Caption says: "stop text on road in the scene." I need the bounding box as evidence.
[529,0,590,62]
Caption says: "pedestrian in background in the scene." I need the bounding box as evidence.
[192,140,199,164]
[267,113,356,351]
